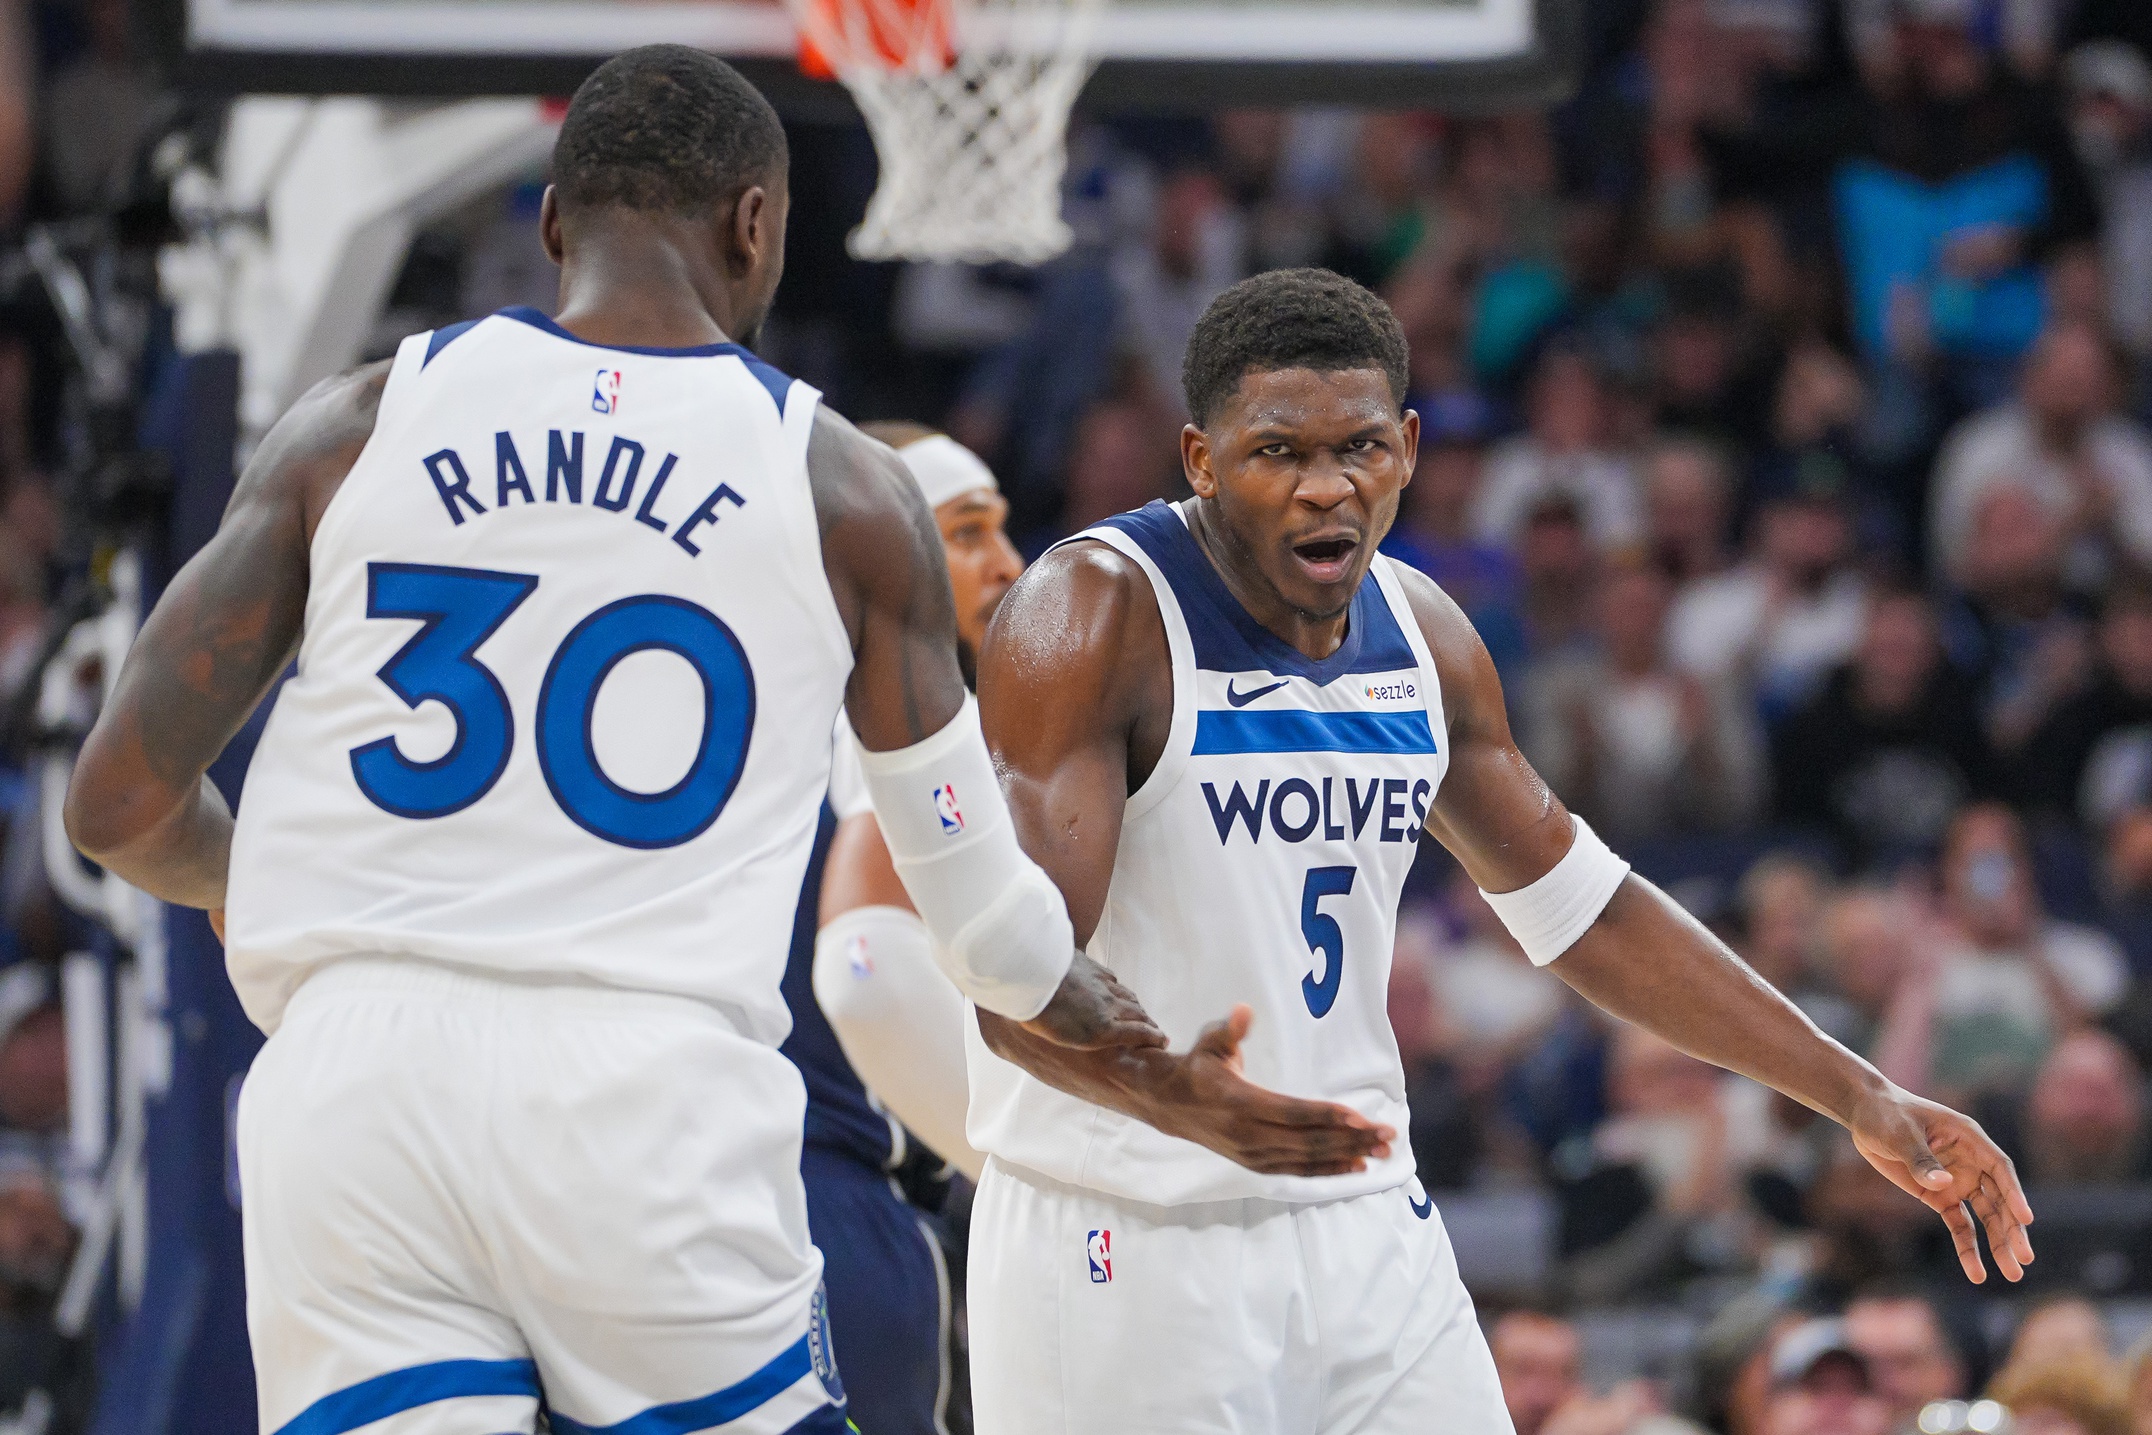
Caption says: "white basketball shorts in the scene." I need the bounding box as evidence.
[968,1158,1513,1434]
[237,958,850,1435]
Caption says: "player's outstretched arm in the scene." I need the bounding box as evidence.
[63,361,390,912]
[1401,567,2034,1284]
[970,542,1395,1177]
[808,411,1162,1051]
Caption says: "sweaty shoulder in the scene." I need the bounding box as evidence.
[248,359,392,544]
[980,538,1172,791]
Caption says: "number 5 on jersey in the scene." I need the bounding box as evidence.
[1300,865,1356,1018]
[350,562,755,849]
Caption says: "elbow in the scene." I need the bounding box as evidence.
[62,759,132,866]
[62,774,112,864]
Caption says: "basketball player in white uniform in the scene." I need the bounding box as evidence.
[816,423,1017,1178]
[964,268,2038,1433]
[58,48,1374,1435]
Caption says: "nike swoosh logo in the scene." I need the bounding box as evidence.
[1225,678,1288,707]
[1408,1187,1433,1220]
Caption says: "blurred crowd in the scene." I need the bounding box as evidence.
[0,0,163,1419]
[7,0,2152,1426]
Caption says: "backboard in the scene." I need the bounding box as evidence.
[169,0,1582,109]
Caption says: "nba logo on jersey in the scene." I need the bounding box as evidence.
[1087,1229,1111,1283]
[592,368,622,414]
[845,933,874,981]
[932,783,964,835]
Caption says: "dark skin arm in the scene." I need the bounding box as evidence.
[64,361,389,909]
[973,541,1395,1177]
[1397,564,2034,1285]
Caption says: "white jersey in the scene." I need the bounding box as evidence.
[967,499,1448,1205]
[225,308,850,1041]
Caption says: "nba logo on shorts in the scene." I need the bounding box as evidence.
[1087,1229,1111,1283]
[592,368,622,414]
[932,783,964,835]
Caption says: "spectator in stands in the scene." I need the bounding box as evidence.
[1380,390,1520,624]
[1761,1319,1890,1435]
[1736,854,1828,997]
[2006,1028,2151,1184]
[1812,887,1920,1059]
[1472,345,1645,553]
[1882,804,2130,1098]
[1384,953,1477,1190]
[1489,1307,1701,1435]
[1492,1309,1585,1435]
[1757,347,1869,507]
[1836,0,2101,459]
[1946,484,2093,753]
[2002,1295,2115,1375]
[1843,1288,1969,1431]
[2061,41,2152,363]
[1521,561,1765,842]
[1643,435,1734,586]
[1111,167,1245,411]
[1772,584,1997,865]
[1059,393,1178,533]
[1513,495,1603,672]
[1930,322,2152,592]
[1651,266,1776,456]
[1668,476,1869,724]
[2026,575,2152,829]
[1987,1355,2135,1435]
[1422,875,1564,1096]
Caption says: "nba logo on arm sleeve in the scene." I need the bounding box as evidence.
[592,369,622,414]
[932,783,964,835]
[1087,1229,1111,1283]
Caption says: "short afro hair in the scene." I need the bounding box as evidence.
[552,45,789,219]
[1181,268,1409,427]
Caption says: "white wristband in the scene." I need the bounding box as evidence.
[1478,815,1630,966]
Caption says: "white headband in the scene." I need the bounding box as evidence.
[897,434,1000,511]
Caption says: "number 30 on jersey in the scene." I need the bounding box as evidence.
[349,562,754,849]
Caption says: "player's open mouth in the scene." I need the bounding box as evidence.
[1290,535,1358,581]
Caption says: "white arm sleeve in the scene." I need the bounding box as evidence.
[813,905,986,1180]
[854,695,1075,1019]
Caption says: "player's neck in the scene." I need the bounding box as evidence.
[551,223,749,351]
[1182,499,1351,663]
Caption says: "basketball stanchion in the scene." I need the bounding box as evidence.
[788,0,1103,264]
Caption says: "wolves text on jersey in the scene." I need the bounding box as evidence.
[420,429,747,558]
[1201,775,1433,847]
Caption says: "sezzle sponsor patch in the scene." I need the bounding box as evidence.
[1361,678,1418,703]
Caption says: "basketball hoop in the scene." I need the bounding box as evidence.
[790,0,1102,264]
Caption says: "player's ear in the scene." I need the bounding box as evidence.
[1398,407,1420,488]
[728,183,778,277]
[538,186,566,266]
[1181,424,1217,499]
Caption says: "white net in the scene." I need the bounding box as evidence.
[789,0,1103,264]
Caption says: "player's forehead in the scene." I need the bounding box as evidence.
[1211,365,1400,439]
[935,489,1007,526]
